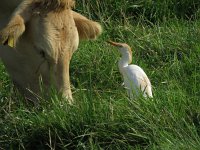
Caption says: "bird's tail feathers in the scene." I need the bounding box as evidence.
[144,85,153,98]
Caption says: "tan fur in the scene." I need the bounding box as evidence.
[35,0,75,11]
[72,11,102,40]
[0,15,25,46]
[0,0,102,103]
[0,0,102,43]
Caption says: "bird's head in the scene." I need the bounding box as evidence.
[107,40,132,64]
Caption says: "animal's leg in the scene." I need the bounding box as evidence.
[64,88,73,104]
[62,66,73,104]
[53,52,73,104]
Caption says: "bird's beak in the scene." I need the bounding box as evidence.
[107,40,122,47]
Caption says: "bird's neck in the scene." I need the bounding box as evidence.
[118,54,130,73]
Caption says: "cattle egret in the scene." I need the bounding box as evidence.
[107,40,153,98]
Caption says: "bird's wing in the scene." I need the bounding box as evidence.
[122,66,141,96]
[127,65,151,85]
[125,65,152,97]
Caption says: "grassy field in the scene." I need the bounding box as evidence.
[1,0,200,149]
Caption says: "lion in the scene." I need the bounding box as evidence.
[0,0,102,104]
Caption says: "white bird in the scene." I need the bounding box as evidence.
[107,40,153,99]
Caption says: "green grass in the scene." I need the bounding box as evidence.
[76,0,200,22]
[1,1,200,149]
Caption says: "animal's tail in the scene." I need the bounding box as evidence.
[73,11,102,40]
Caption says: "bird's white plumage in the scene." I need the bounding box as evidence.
[122,64,153,98]
[107,40,153,99]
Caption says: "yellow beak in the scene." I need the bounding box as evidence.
[107,40,122,47]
